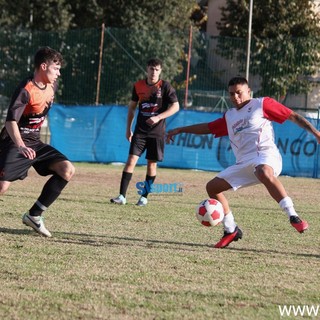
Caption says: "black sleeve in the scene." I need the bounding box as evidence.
[6,77,31,122]
[163,81,178,104]
[6,87,30,122]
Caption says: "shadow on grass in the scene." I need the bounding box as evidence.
[0,227,211,250]
[59,234,320,259]
[52,233,212,251]
[0,227,32,236]
[225,246,320,259]
[0,227,319,259]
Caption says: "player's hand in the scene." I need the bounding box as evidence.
[126,130,133,142]
[315,131,320,144]
[166,128,180,144]
[146,115,161,126]
[18,146,36,159]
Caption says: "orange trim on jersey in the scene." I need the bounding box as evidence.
[23,81,55,115]
[134,79,163,102]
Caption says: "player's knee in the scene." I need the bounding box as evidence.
[66,163,75,180]
[126,157,138,169]
[0,182,10,195]
[206,180,217,196]
[255,166,273,182]
[61,162,75,181]
[206,177,231,196]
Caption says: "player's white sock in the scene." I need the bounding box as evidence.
[279,196,298,217]
[223,211,237,233]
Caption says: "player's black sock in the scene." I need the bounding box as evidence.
[142,175,156,198]
[119,171,132,197]
[29,175,68,216]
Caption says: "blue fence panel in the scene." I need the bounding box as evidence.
[50,104,128,162]
[49,104,320,178]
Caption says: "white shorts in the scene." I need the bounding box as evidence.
[217,152,282,191]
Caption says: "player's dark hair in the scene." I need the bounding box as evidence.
[147,58,162,68]
[228,76,248,87]
[34,46,64,69]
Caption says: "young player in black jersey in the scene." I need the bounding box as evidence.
[110,58,179,206]
[0,46,75,237]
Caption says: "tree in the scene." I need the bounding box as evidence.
[67,0,104,29]
[98,0,198,79]
[93,0,201,104]
[0,0,203,105]
[0,0,73,31]
[216,0,320,97]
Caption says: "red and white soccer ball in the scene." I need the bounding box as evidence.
[196,198,224,227]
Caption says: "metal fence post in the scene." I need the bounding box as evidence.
[184,25,192,110]
[313,106,320,178]
[95,23,105,105]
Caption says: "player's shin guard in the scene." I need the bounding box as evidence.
[119,171,132,197]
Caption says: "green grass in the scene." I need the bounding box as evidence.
[0,163,319,319]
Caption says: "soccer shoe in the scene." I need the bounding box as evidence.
[290,216,309,233]
[214,226,243,248]
[136,196,148,207]
[22,213,52,237]
[110,194,127,205]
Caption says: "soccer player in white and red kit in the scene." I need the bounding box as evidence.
[167,76,320,248]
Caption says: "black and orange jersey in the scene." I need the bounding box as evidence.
[132,78,178,137]
[0,76,56,143]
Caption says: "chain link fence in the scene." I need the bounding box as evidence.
[1,26,319,129]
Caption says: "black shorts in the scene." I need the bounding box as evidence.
[0,140,68,182]
[129,134,164,162]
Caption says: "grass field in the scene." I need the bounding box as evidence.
[0,162,319,320]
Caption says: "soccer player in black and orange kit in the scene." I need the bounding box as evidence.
[0,46,75,237]
[111,58,179,206]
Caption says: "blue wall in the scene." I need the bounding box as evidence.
[49,104,320,178]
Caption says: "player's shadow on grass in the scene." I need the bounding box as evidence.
[53,233,211,251]
[0,227,35,236]
[1,228,319,259]
[0,227,209,250]
[225,246,320,259]
[53,231,320,259]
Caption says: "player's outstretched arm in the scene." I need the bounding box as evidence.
[166,123,210,143]
[288,111,320,144]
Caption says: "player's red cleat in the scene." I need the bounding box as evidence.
[214,226,242,248]
[290,216,308,233]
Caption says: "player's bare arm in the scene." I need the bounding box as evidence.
[166,122,211,143]
[146,101,179,126]
[288,111,320,143]
[5,121,36,159]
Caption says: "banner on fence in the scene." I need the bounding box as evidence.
[49,104,320,178]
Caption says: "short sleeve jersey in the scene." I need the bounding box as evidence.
[0,76,55,144]
[132,79,178,138]
[207,97,292,163]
